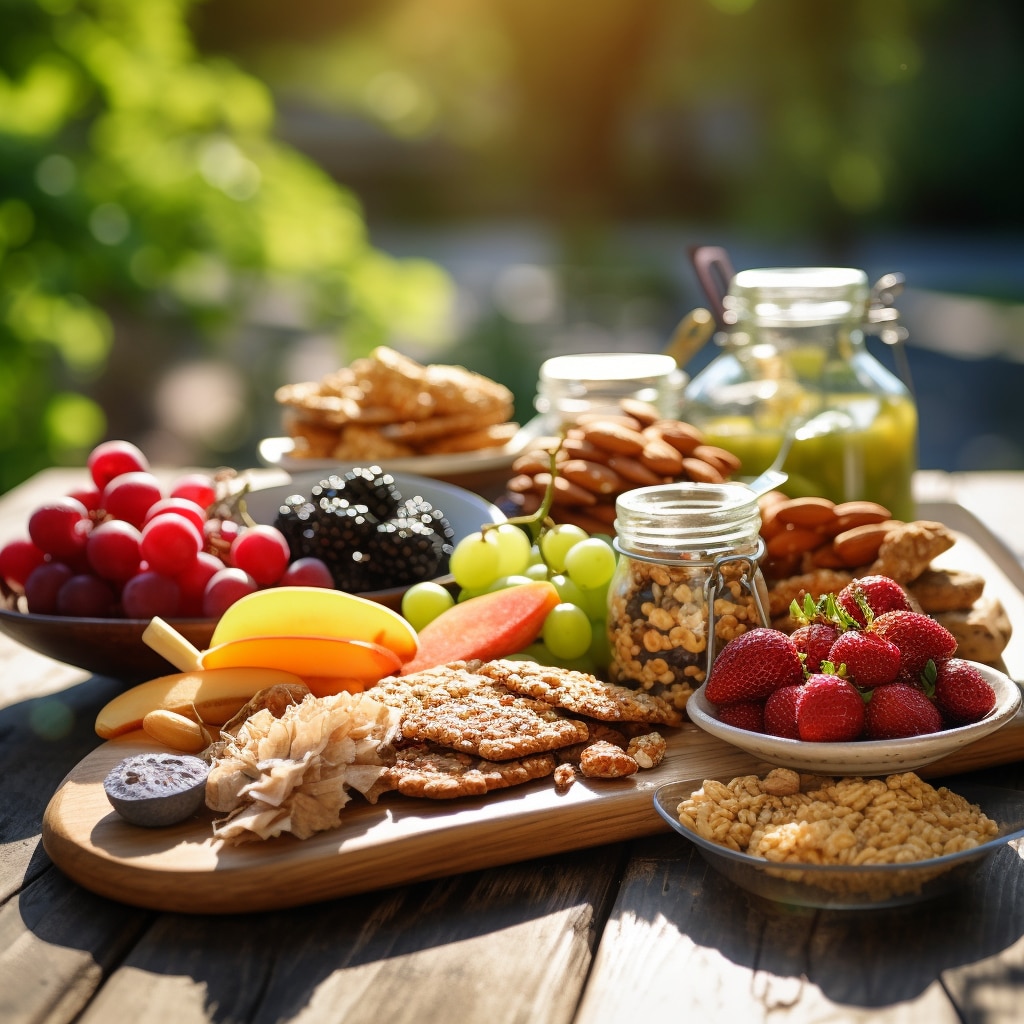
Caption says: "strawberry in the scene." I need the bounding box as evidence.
[863,682,942,739]
[828,630,901,688]
[790,622,839,674]
[717,701,765,733]
[764,684,802,739]
[836,574,913,626]
[868,610,958,677]
[704,627,804,705]
[931,658,997,726]
[795,673,865,742]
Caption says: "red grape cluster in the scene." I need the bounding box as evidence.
[0,440,333,620]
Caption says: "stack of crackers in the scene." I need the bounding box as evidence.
[366,658,682,799]
[275,346,520,461]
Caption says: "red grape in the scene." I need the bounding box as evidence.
[170,473,217,510]
[140,515,203,576]
[279,557,334,589]
[100,471,163,528]
[229,525,290,586]
[203,517,240,558]
[202,567,257,618]
[68,486,102,514]
[121,570,181,619]
[0,538,47,593]
[176,551,224,616]
[88,439,149,491]
[24,562,75,614]
[144,498,206,535]
[28,497,91,559]
[56,573,117,617]
[86,519,142,582]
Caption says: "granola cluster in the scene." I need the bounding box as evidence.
[276,346,518,460]
[607,556,764,708]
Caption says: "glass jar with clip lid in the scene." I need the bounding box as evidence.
[682,267,918,521]
[607,480,770,713]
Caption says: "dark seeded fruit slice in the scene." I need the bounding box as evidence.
[103,752,209,827]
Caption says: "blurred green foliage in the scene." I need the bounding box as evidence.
[196,0,1024,240]
[0,0,454,494]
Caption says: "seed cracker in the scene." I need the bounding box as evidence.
[399,692,590,761]
[475,659,685,727]
[373,743,557,800]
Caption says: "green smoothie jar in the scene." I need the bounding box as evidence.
[682,267,918,521]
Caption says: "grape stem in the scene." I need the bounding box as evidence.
[483,440,563,543]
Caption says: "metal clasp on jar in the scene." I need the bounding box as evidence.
[701,537,770,680]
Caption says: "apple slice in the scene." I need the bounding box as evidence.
[95,666,307,739]
[209,586,418,663]
[198,635,403,693]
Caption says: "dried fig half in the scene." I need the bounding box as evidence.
[103,752,209,827]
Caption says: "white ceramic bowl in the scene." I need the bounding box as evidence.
[654,779,1024,909]
[685,662,1022,775]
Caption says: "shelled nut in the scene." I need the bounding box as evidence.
[504,400,739,533]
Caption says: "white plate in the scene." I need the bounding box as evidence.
[685,662,1022,775]
[257,417,546,477]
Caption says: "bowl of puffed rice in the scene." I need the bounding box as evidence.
[654,769,1024,908]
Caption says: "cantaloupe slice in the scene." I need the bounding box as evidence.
[400,581,561,675]
[210,586,418,663]
[199,635,403,688]
[95,667,307,739]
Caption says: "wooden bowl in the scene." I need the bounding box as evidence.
[0,598,215,681]
[0,472,503,681]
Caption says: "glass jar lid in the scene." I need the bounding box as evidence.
[724,267,870,328]
[614,481,763,560]
[535,352,686,420]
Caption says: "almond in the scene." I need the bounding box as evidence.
[645,419,704,455]
[681,456,725,484]
[831,522,892,567]
[773,496,837,529]
[142,709,212,753]
[639,437,684,476]
[579,421,647,456]
[765,527,823,559]
[561,459,623,495]
[606,454,665,486]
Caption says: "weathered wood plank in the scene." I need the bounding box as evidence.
[71,848,621,1024]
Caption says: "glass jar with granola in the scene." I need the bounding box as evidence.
[608,481,770,711]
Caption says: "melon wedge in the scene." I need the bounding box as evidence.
[401,581,561,675]
[95,666,307,739]
[210,586,418,663]
[199,635,403,689]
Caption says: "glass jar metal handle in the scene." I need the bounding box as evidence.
[701,537,769,680]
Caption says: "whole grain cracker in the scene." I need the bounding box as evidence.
[374,743,557,800]
[475,659,685,727]
[399,693,590,761]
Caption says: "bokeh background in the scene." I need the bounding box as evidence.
[3,0,1023,495]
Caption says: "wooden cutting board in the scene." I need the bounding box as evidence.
[41,501,1024,914]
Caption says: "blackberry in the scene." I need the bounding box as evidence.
[273,494,316,560]
[312,467,401,520]
[368,518,450,588]
[397,496,456,545]
[270,469,455,592]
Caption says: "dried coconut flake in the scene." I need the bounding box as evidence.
[207,690,400,843]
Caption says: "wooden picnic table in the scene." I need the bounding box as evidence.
[2,467,1024,1024]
